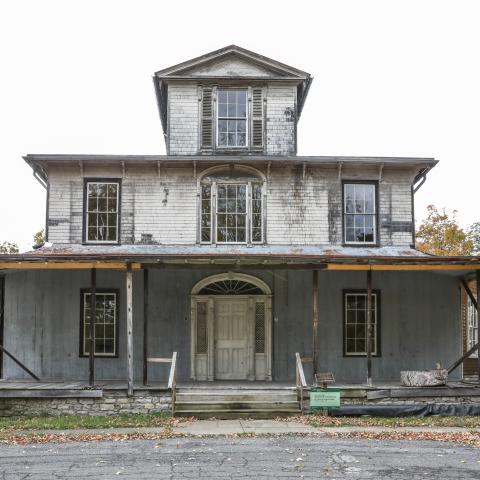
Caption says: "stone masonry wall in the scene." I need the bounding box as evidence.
[0,391,172,417]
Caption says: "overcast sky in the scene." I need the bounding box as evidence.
[1,0,479,251]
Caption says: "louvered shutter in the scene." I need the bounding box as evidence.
[201,87,213,150]
[251,87,264,149]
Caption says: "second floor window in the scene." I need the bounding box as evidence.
[200,170,264,244]
[217,89,247,148]
[344,182,377,245]
[85,181,120,243]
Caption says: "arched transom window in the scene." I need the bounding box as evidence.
[200,167,265,244]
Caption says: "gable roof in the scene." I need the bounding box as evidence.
[153,45,313,135]
[154,44,311,80]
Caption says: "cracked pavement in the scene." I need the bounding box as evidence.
[1,437,480,479]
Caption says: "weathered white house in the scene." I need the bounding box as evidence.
[0,46,479,417]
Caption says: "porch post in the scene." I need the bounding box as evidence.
[312,269,319,378]
[477,270,480,385]
[366,268,373,387]
[0,275,4,379]
[143,268,149,386]
[126,263,134,396]
[89,268,96,386]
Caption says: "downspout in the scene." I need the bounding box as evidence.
[411,167,431,248]
[33,169,47,189]
[31,166,48,243]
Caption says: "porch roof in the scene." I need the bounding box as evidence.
[1,244,480,272]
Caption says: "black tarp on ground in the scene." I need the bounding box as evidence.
[327,403,480,417]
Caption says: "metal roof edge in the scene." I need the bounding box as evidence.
[23,154,437,164]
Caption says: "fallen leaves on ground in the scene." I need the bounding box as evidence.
[324,430,480,448]
[1,429,479,448]
[283,414,480,429]
[0,431,188,445]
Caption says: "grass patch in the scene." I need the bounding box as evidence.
[293,414,480,428]
[0,413,182,432]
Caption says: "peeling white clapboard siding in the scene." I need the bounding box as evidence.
[46,164,415,247]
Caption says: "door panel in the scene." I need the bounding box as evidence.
[215,299,248,380]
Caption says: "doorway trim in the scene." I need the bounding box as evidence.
[190,272,272,381]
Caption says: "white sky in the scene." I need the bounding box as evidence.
[1,0,479,252]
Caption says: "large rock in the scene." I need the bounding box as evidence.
[400,369,448,387]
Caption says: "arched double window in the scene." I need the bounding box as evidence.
[199,166,265,244]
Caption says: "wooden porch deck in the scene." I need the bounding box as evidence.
[0,379,479,399]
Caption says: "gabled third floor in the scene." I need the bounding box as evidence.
[153,45,312,156]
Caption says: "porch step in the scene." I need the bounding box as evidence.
[174,387,301,419]
[177,409,301,420]
[176,393,298,403]
[175,401,300,411]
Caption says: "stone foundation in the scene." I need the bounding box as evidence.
[0,390,172,417]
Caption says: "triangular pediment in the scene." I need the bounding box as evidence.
[155,45,310,80]
[178,55,281,78]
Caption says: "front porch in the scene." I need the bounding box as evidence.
[1,248,479,417]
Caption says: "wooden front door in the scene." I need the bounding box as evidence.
[214,298,249,380]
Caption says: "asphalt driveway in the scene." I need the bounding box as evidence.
[1,436,480,479]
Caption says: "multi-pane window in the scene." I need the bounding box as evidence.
[255,302,266,354]
[81,292,117,357]
[196,302,208,354]
[344,183,376,244]
[251,184,263,243]
[201,184,212,242]
[85,181,120,243]
[217,89,247,147]
[217,184,246,243]
[344,292,379,356]
[467,297,478,357]
[200,182,263,244]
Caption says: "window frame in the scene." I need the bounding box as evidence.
[467,296,479,358]
[342,180,379,246]
[200,180,264,245]
[216,88,249,150]
[342,289,381,357]
[83,178,122,245]
[79,288,120,358]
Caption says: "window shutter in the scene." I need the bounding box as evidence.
[201,87,213,150]
[251,87,264,149]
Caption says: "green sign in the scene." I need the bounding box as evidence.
[310,388,341,408]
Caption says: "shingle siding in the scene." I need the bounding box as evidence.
[266,85,297,156]
[167,82,297,156]
[167,84,199,155]
[46,164,415,248]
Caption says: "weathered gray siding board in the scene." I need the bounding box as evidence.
[46,164,416,247]
[3,269,461,383]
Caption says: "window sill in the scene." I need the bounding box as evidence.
[79,355,118,359]
[83,241,121,246]
[344,242,379,248]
